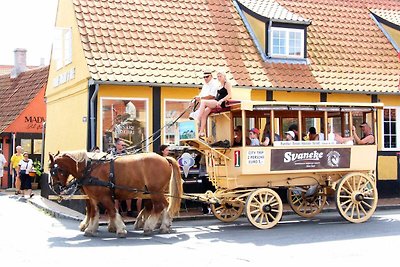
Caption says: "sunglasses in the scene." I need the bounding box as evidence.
[203,75,211,79]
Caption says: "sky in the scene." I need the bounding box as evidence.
[0,0,58,66]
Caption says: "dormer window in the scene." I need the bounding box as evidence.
[270,27,304,58]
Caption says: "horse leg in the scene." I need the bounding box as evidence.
[79,199,92,232]
[84,202,100,237]
[159,208,172,234]
[104,198,127,238]
[143,197,165,235]
[133,199,152,230]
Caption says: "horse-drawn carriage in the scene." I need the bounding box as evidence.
[48,100,382,236]
[179,100,382,229]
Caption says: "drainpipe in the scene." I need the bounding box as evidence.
[90,83,99,150]
[41,122,46,167]
[232,0,268,61]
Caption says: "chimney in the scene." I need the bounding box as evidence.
[10,48,28,78]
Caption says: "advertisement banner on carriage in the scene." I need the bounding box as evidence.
[270,148,351,171]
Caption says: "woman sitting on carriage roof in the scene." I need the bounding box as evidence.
[196,69,232,137]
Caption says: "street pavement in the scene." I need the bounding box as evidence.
[1,189,399,224]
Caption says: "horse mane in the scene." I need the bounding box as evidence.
[61,150,88,165]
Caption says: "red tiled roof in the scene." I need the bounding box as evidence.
[0,65,39,75]
[71,0,400,93]
[276,0,400,93]
[73,0,270,88]
[0,66,49,133]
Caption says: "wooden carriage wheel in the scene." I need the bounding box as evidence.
[211,198,244,222]
[287,186,327,218]
[335,172,378,223]
[245,188,283,229]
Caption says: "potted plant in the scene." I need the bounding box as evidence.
[31,160,42,190]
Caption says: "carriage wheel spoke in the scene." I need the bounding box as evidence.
[361,200,372,209]
[345,180,354,192]
[340,199,352,207]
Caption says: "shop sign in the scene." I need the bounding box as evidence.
[246,150,265,165]
[24,116,45,130]
[271,148,351,171]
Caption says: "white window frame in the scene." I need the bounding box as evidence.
[99,97,149,152]
[269,27,304,58]
[163,98,192,145]
[381,106,400,151]
[53,27,72,70]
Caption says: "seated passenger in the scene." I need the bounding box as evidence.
[288,124,299,141]
[285,131,295,141]
[308,127,319,141]
[233,125,250,146]
[261,123,280,146]
[353,122,375,145]
[197,70,232,137]
[249,128,261,146]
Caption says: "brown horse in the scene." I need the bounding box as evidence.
[48,151,182,237]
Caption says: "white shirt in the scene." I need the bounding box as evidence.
[18,159,33,174]
[0,154,6,176]
[199,79,219,98]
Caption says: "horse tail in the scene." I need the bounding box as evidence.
[166,156,183,217]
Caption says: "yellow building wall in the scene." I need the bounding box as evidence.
[45,81,89,153]
[46,0,90,99]
[45,0,91,160]
[251,89,266,101]
[382,24,400,48]
[244,12,266,51]
[378,156,398,180]
[327,93,371,103]
[274,91,320,102]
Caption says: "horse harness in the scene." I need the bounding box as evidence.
[52,157,151,200]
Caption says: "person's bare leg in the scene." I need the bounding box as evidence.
[199,107,212,134]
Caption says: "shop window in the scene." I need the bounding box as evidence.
[33,139,43,155]
[21,139,32,154]
[269,27,304,58]
[164,100,191,144]
[383,107,399,149]
[101,98,148,152]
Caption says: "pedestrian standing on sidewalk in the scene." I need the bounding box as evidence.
[16,152,34,198]
[0,149,7,188]
[10,146,24,194]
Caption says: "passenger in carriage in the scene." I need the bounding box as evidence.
[233,125,251,146]
[307,127,320,141]
[288,124,299,141]
[197,70,232,137]
[334,122,374,145]
[249,128,261,146]
[261,123,280,146]
[285,131,296,141]
[189,70,219,121]
[353,122,375,145]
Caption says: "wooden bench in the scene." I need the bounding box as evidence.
[210,100,240,114]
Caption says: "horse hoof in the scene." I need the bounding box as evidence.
[79,224,88,232]
[84,230,96,237]
[108,226,117,233]
[159,228,170,234]
[116,230,127,238]
[143,229,153,236]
